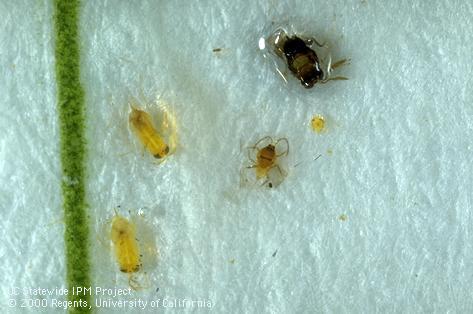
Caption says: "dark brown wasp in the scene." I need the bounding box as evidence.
[264,28,348,88]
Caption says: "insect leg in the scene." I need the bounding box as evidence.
[247,147,257,163]
[129,275,141,291]
[323,58,349,82]
[331,58,349,70]
[141,142,148,157]
[252,136,273,150]
[275,66,288,84]
[241,165,257,187]
[259,178,270,187]
[129,272,150,290]
[264,164,287,188]
[273,164,287,177]
[320,76,349,83]
[306,37,326,48]
[275,137,289,157]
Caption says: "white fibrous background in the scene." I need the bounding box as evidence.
[2,1,473,313]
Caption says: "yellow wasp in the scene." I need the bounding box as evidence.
[129,106,170,159]
[111,211,142,274]
[245,136,289,187]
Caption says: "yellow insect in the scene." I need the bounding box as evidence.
[129,106,169,159]
[111,211,142,274]
[311,115,325,133]
[246,136,289,187]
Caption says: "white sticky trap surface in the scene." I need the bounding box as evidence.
[2,0,473,313]
[0,0,66,313]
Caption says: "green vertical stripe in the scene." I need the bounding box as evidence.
[53,0,91,313]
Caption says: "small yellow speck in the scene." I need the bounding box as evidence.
[338,214,347,221]
[311,115,325,133]
[327,149,333,155]
[229,259,235,264]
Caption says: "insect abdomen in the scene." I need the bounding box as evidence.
[129,107,169,158]
[111,217,141,273]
